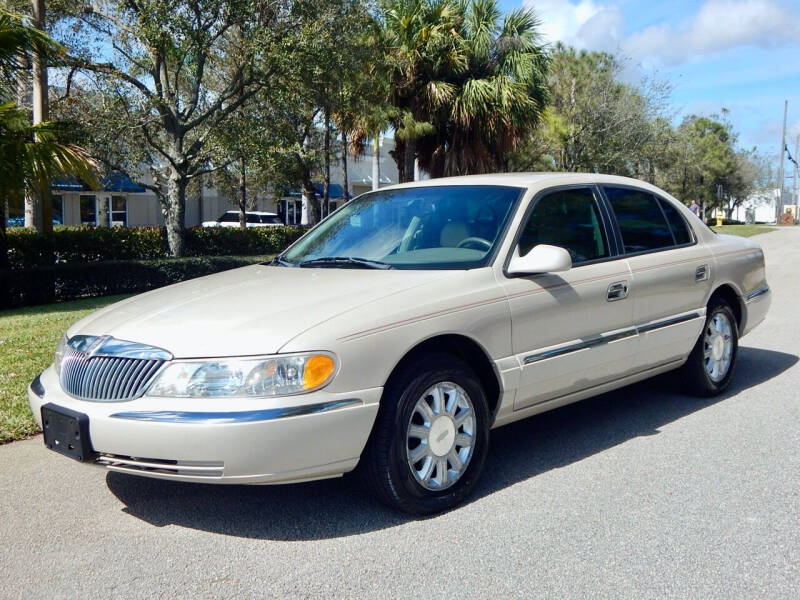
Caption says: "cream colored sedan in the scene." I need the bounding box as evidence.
[29,174,770,514]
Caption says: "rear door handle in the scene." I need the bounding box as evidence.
[607,281,628,301]
[695,264,709,282]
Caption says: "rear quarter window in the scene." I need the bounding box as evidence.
[657,198,693,245]
[604,187,674,253]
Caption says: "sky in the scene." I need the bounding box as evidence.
[500,0,800,166]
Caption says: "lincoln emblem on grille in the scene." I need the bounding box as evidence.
[59,336,173,402]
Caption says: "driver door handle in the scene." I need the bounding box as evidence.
[607,281,629,301]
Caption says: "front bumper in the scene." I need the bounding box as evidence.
[29,365,381,484]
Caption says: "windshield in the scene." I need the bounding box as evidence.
[281,185,522,270]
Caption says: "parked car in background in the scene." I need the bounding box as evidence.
[6,216,62,227]
[202,211,283,228]
[30,173,770,514]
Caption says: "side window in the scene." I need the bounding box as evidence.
[658,198,692,245]
[604,187,673,253]
[518,188,609,264]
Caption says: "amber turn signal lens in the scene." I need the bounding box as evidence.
[302,355,336,390]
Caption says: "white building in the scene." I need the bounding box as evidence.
[727,189,781,224]
[20,138,400,228]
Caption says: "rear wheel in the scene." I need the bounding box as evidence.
[359,353,490,514]
[680,300,739,396]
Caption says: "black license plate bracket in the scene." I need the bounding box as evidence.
[41,403,96,462]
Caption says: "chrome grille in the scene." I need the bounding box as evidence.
[59,336,170,402]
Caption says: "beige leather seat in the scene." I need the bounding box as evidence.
[439,222,470,247]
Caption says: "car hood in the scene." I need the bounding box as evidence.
[67,264,456,358]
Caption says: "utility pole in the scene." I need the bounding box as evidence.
[795,134,799,224]
[776,100,788,223]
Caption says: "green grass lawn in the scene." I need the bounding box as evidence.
[0,295,131,444]
[711,225,778,237]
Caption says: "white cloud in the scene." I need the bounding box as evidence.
[575,7,625,53]
[627,0,800,65]
[526,0,623,50]
[526,0,800,65]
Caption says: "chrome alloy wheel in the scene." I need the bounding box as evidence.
[405,382,475,491]
[704,312,734,382]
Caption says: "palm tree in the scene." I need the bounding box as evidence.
[382,0,549,179]
[0,9,58,99]
[381,0,463,182]
[1,9,97,269]
[425,0,549,176]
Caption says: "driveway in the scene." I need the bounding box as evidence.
[1,228,798,599]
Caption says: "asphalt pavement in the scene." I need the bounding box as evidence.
[1,227,798,599]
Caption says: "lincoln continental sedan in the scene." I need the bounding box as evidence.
[29,173,771,513]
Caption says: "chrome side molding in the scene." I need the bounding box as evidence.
[524,328,637,364]
[110,398,363,424]
[636,312,701,334]
[745,285,769,301]
[523,312,702,365]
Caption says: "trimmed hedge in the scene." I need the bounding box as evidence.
[4,225,307,269]
[0,255,272,309]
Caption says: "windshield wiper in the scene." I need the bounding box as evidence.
[268,256,294,267]
[299,256,393,270]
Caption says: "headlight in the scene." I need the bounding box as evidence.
[54,334,68,375]
[54,334,99,376]
[145,352,338,398]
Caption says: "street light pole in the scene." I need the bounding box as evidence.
[795,134,799,224]
[776,100,788,223]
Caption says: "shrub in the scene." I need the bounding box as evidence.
[4,226,307,269]
[0,255,272,309]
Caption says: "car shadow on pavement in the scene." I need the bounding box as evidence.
[106,345,797,540]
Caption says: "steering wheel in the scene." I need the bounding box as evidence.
[456,236,492,251]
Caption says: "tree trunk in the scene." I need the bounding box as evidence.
[164,175,187,257]
[238,158,247,229]
[341,130,349,202]
[302,176,319,226]
[30,0,52,235]
[323,108,331,218]
[372,134,380,191]
[0,193,8,309]
[24,192,39,230]
[403,138,416,183]
[392,139,405,183]
[0,192,9,271]
[16,54,28,107]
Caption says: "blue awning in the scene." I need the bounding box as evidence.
[51,177,87,191]
[51,172,147,193]
[282,183,344,199]
[103,172,147,193]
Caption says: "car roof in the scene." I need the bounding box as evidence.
[223,210,277,216]
[380,172,666,191]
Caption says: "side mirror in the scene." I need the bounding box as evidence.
[507,244,572,275]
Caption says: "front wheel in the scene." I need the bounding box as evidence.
[359,354,490,514]
[680,300,739,396]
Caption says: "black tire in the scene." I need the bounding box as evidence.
[680,299,739,396]
[358,353,490,514]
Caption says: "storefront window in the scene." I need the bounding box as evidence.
[111,196,127,227]
[52,194,63,225]
[80,195,96,225]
